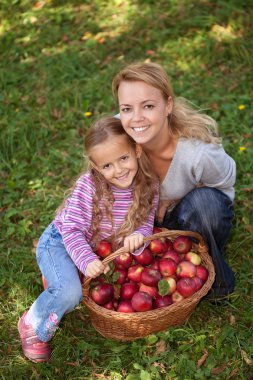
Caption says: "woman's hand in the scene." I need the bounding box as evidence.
[85,259,110,278]
[124,233,144,253]
[157,199,178,223]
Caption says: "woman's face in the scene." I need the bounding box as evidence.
[117,80,173,147]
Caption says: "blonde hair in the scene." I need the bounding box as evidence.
[112,62,221,145]
[57,117,158,250]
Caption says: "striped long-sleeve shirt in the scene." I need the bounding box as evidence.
[54,172,158,275]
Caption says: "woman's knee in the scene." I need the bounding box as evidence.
[174,187,233,232]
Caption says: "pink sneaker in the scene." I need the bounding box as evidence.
[18,311,52,362]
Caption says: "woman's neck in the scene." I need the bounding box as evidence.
[143,128,177,159]
[143,130,178,181]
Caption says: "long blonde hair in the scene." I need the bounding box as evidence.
[112,62,221,145]
[81,117,157,249]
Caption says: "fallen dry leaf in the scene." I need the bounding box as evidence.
[153,361,166,372]
[67,361,79,366]
[197,349,208,367]
[51,108,62,119]
[245,225,253,234]
[33,239,38,248]
[155,339,167,355]
[229,314,236,325]
[241,349,253,365]
[226,367,239,379]
[36,96,46,106]
[76,312,88,322]
[211,363,227,375]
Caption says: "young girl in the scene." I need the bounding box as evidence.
[112,62,236,302]
[18,116,158,363]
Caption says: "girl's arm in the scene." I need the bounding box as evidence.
[58,175,101,275]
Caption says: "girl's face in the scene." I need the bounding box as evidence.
[117,80,173,147]
[89,134,141,189]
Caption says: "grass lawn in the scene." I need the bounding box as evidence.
[0,0,252,379]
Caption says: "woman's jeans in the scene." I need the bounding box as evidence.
[157,187,235,299]
[28,223,83,342]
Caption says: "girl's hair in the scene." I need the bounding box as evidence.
[79,117,158,249]
[112,62,221,145]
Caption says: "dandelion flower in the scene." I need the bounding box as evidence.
[239,146,246,152]
[84,111,92,117]
[238,105,246,110]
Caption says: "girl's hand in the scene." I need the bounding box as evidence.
[124,233,144,253]
[85,259,110,278]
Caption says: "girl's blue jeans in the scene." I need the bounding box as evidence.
[28,223,83,342]
[156,187,235,299]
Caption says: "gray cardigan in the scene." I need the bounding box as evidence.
[160,139,236,206]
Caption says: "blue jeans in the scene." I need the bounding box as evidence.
[28,223,83,342]
[157,187,235,299]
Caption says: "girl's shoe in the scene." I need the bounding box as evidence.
[18,311,52,363]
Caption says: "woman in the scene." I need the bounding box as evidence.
[112,62,236,301]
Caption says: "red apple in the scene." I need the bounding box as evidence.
[153,227,163,234]
[149,239,165,255]
[113,268,128,284]
[153,294,173,309]
[131,291,153,312]
[134,248,153,266]
[162,250,182,264]
[177,278,197,297]
[90,283,114,305]
[164,239,173,251]
[192,276,204,291]
[117,300,135,313]
[95,240,112,258]
[120,282,139,300]
[114,253,133,269]
[159,258,177,277]
[196,265,209,282]
[103,300,114,310]
[139,283,159,298]
[176,260,197,278]
[149,258,160,270]
[185,251,202,265]
[127,264,144,282]
[141,267,162,287]
[113,299,119,310]
[171,290,185,303]
[163,276,177,295]
[173,236,192,254]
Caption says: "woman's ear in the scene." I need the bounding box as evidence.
[135,144,142,158]
[166,95,173,115]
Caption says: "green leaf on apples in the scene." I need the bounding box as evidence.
[112,271,120,282]
[158,279,170,296]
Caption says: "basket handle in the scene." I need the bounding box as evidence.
[82,229,207,294]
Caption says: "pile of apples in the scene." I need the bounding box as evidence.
[89,228,209,313]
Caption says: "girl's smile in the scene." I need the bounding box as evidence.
[89,134,141,189]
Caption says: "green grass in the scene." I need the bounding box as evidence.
[1,0,253,379]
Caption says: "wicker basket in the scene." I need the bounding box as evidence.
[82,229,215,341]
